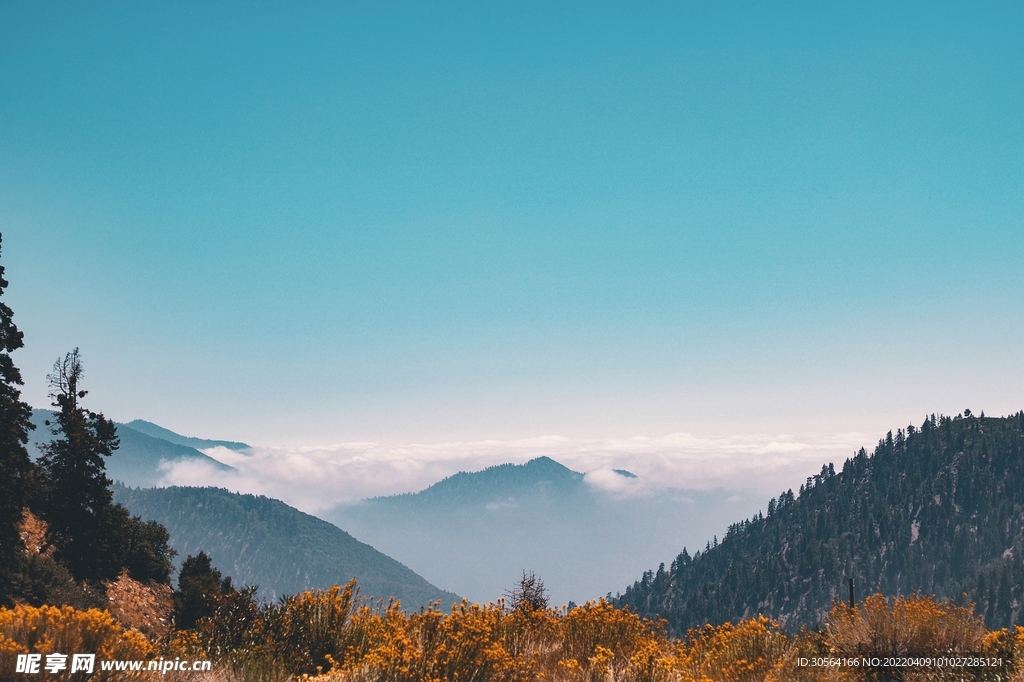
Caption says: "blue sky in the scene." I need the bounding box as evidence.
[2,1,1021,449]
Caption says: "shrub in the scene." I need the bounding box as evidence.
[826,594,1002,681]
[156,585,1024,682]
[0,604,151,682]
[672,615,792,682]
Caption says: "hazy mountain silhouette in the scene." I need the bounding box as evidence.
[124,419,250,452]
[28,409,232,488]
[327,456,763,605]
[114,485,461,608]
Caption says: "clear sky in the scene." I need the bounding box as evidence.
[2,1,1021,454]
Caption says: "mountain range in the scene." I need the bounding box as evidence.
[32,404,1024,628]
[28,409,233,488]
[121,419,250,452]
[28,408,459,607]
[29,406,764,606]
[327,456,763,605]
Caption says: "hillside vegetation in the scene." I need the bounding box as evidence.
[114,485,460,608]
[616,412,1024,631]
[4,584,1023,682]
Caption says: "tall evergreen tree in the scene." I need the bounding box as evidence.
[107,503,176,584]
[38,348,121,581]
[0,234,36,604]
[174,552,234,629]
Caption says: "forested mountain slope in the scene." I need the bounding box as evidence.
[615,412,1024,632]
[114,485,460,608]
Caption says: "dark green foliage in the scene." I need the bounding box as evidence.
[189,583,360,678]
[36,350,176,585]
[13,553,107,610]
[195,585,264,660]
[0,239,176,599]
[175,551,234,629]
[614,412,1024,632]
[37,349,121,581]
[114,485,461,608]
[0,234,36,605]
[107,504,177,584]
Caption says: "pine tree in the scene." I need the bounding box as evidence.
[174,552,234,629]
[0,234,36,604]
[38,348,121,581]
[107,503,176,584]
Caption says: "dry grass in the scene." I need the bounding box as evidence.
[103,570,174,642]
[19,510,50,557]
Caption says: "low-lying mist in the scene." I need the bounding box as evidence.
[156,431,869,603]
[159,430,868,515]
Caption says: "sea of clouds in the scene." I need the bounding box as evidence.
[156,431,872,517]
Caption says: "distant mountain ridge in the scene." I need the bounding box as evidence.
[614,412,1024,632]
[31,410,459,608]
[114,485,461,608]
[28,409,232,488]
[329,456,763,606]
[124,419,250,451]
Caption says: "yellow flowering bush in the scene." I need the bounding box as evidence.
[333,600,535,682]
[827,593,985,661]
[0,604,152,681]
[670,615,792,682]
[118,582,1024,682]
[824,594,1008,682]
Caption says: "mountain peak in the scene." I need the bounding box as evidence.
[423,456,583,499]
[521,455,580,474]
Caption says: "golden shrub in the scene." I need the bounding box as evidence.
[823,594,1008,682]
[827,594,985,660]
[670,615,792,682]
[273,582,358,674]
[155,583,1024,682]
[0,604,152,681]
[332,600,534,682]
[557,600,669,682]
[302,598,673,682]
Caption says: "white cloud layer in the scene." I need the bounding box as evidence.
[157,431,871,516]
